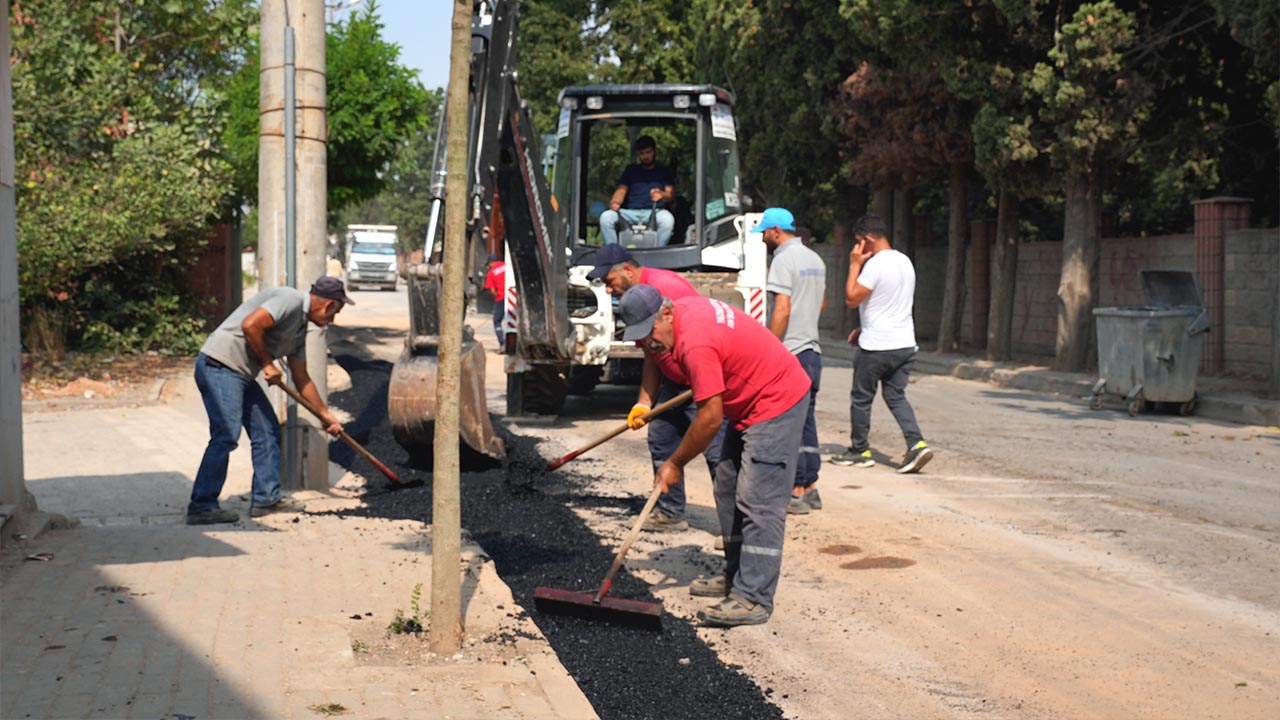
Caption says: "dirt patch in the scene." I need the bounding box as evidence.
[818,544,862,555]
[21,353,191,407]
[840,556,917,570]
[349,620,543,668]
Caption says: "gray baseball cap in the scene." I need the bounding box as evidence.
[619,284,663,342]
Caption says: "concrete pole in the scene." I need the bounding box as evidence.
[1,2,29,511]
[261,0,330,490]
[431,0,472,655]
[1273,225,1280,400]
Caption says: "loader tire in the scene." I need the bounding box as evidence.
[566,366,603,396]
[509,365,567,416]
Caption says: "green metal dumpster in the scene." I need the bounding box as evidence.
[1089,271,1210,416]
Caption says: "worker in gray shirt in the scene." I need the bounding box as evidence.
[757,208,827,514]
[187,276,354,525]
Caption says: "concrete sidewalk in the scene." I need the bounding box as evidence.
[3,373,598,719]
[819,339,1280,428]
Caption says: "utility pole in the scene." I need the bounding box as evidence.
[260,0,330,490]
[430,0,472,655]
[1,2,27,510]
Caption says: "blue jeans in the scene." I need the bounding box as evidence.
[794,349,822,488]
[600,208,674,246]
[189,354,283,513]
[648,378,727,519]
[491,296,505,345]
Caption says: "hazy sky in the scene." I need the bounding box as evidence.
[338,0,453,92]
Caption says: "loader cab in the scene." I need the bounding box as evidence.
[551,85,744,273]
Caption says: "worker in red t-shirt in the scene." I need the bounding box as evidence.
[483,254,506,348]
[618,284,812,628]
[586,244,727,533]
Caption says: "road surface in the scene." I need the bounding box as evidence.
[343,286,1280,720]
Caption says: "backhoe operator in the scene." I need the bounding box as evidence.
[599,135,675,246]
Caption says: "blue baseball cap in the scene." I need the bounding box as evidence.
[748,207,796,233]
[586,244,635,280]
[618,284,664,342]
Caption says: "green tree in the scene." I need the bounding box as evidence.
[336,88,447,255]
[11,0,255,353]
[707,0,868,235]
[223,1,429,217]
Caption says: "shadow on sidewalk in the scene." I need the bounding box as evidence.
[1,526,265,718]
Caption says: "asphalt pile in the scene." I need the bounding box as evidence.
[328,352,782,720]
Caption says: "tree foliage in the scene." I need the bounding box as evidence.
[12,0,255,353]
[335,88,447,255]
[223,1,430,216]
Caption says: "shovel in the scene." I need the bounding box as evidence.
[277,382,413,487]
[544,390,694,471]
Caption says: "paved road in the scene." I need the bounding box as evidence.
[336,287,1280,718]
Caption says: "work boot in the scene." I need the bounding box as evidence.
[186,507,239,526]
[698,594,770,627]
[897,441,934,474]
[642,512,688,532]
[786,494,811,515]
[804,486,823,510]
[690,574,730,598]
[250,496,306,518]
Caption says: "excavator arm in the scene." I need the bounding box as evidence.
[469,0,570,360]
[388,0,570,460]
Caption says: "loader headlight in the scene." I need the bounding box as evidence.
[698,93,717,107]
[585,96,604,110]
[672,95,691,109]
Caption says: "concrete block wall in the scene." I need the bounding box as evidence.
[1222,228,1279,380]
[804,225,1275,384]
[811,241,850,336]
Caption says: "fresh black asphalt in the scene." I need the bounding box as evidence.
[326,352,783,720]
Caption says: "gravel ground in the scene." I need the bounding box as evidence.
[326,351,783,720]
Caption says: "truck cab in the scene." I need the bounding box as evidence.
[345,225,400,291]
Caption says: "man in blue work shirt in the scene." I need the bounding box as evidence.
[599,135,676,246]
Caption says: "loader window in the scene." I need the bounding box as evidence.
[580,119,697,246]
[703,135,742,224]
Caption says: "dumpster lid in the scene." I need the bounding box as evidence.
[1140,271,1203,308]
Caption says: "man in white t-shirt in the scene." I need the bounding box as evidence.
[830,215,934,473]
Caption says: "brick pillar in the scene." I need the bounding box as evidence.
[969,219,995,348]
[1192,197,1251,374]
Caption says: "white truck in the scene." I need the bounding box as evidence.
[345,225,400,291]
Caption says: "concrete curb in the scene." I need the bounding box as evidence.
[818,339,1280,428]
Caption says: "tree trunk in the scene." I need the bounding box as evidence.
[893,188,913,260]
[1055,168,1102,372]
[835,187,869,337]
[987,189,1019,361]
[430,0,473,656]
[937,163,967,353]
[872,188,894,227]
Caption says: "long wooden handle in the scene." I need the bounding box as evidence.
[277,382,400,484]
[593,483,664,604]
[544,389,694,471]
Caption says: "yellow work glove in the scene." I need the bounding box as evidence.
[627,403,651,430]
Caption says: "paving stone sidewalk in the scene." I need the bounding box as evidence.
[4,374,598,720]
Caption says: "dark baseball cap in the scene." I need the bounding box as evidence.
[618,284,663,342]
[586,244,635,280]
[310,276,356,306]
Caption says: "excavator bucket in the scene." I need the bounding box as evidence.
[388,264,505,460]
